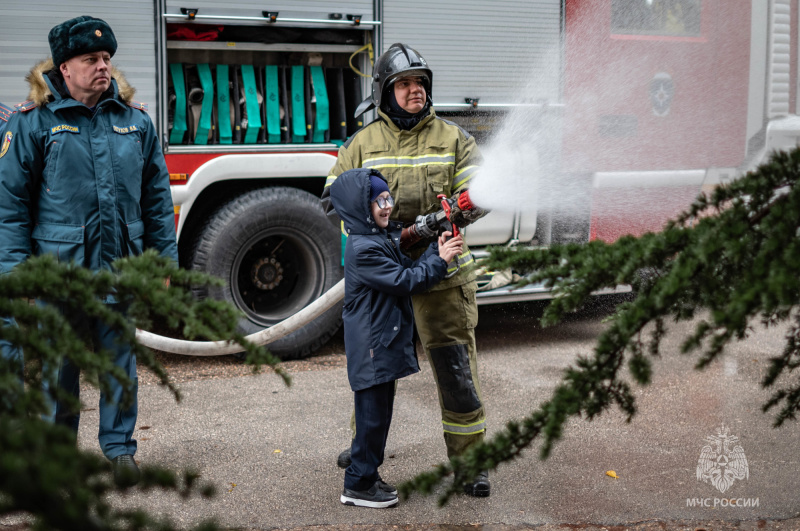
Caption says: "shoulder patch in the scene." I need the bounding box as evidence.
[15,100,37,113]
[127,100,148,112]
[0,131,13,159]
[0,102,14,122]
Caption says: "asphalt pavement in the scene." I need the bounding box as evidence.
[73,300,800,530]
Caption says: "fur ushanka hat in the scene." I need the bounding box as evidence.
[48,16,117,67]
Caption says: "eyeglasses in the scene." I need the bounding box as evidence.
[373,195,395,209]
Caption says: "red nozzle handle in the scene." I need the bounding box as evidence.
[437,194,459,237]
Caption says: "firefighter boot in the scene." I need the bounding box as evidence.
[463,471,490,497]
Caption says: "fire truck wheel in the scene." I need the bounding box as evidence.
[190,186,343,360]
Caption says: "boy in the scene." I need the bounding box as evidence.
[329,168,463,508]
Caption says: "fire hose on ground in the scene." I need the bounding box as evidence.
[135,279,345,356]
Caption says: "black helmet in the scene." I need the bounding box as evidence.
[354,43,433,117]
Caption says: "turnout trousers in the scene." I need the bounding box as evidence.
[412,280,486,458]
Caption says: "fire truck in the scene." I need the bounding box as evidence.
[1,0,797,359]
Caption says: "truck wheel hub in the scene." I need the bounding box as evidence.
[251,257,283,290]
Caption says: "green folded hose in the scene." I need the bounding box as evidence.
[241,65,262,144]
[216,64,232,144]
[309,66,329,143]
[169,63,187,145]
[194,64,214,145]
[291,66,306,143]
[265,65,281,144]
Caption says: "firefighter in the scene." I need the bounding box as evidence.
[0,16,178,486]
[321,43,491,497]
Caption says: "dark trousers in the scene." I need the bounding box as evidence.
[43,304,138,460]
[344,380,396,491]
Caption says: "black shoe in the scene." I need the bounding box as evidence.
[376,479,397,495]
[341,483,399,508]
[463,471,490,497]
[111,454,140,487]
[337,447,352,469]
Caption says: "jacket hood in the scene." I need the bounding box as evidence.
[25,58,135,107]
[330,168,387,236]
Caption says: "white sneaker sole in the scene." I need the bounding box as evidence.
[340,494,399,508]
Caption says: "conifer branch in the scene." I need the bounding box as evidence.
[402,147,800,504]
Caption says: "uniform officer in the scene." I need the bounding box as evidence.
[321,43,491,497]
[0,16,178,485]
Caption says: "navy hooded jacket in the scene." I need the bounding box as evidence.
[330,168,448,392]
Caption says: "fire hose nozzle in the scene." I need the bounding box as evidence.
[457,189,476,211]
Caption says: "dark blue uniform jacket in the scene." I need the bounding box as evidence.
[0,60,178,277]
[330,168,448,392]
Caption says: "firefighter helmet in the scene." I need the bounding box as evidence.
[354,43,433,117]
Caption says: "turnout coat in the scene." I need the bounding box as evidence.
[0,59,178,276]
[330,168,448,392]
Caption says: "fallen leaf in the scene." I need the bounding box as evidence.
[228,483,236,492]
[273,449,282,453]
[606,470,619,479]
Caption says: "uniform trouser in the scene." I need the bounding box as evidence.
[345,380,396,491]
[346,281,486,459]
[42,303,138,461]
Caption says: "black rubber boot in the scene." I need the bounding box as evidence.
[463,471,490,497]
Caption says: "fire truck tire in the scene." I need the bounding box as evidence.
[190,186,343,360]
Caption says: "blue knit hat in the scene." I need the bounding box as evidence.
[369,174,390,202]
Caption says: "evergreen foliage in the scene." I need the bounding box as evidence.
[402,147,800,504]
[0,250,289,530]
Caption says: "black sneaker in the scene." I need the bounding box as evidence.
[376,479,397,495]
[111,454,140,487]
[341,483,399,508]
[337,447,352,469]
[463,471,490,497]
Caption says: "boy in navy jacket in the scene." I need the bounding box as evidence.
[329,168,463,508]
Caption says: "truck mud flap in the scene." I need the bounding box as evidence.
[325,67,347,143]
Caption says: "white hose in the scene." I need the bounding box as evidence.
[135,279,345,356]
